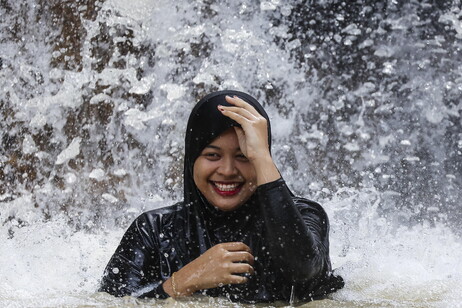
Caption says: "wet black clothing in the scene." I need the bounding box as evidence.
[99,90,344,303]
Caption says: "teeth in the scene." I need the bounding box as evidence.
[214,182,240,191]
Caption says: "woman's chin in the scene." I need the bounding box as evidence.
[212,200,244,212]
[209,194,246,212]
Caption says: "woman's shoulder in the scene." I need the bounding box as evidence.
[141,201,185,215]
[292,196,323,210]
[292,196,329,223]
[135,201,186,225]
[258,177,328,218]
[124,201,188,245]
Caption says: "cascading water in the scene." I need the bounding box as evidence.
[1,0,461,307]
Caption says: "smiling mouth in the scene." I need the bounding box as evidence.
[211,181,243,196]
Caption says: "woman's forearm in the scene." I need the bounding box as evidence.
[257,179,328,282]
[253,154,281,186]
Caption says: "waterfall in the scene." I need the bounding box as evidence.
[1,0,461,307]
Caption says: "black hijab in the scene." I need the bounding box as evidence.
[181,90,292,301]
[184,90,271,209]
[182,90,271,249]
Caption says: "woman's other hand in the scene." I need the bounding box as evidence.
[218,96,280,185]
[163,242,255,297]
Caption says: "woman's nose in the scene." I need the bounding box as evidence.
[218,157,238,176]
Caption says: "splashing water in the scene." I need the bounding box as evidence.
[1,0,461,307]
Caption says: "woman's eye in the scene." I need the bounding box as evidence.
[236,154,248,161]
[203,153,220,159]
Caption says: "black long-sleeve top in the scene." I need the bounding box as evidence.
[99,178,344,303]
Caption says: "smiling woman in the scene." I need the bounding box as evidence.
[98,90,344,303]
[193,127,259,212]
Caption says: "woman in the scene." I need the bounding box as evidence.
[99,90,344,303]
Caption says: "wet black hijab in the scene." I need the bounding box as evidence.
[179,90,271,254]
[184,90,271,211]
[181,90,274,299]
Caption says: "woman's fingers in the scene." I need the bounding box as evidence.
[173,242,255,294]
[218,105,268,138]
[218,242,255,270]
[219,105,258,121]
[227,251,254,265]
[226,263,254,285]
[218,242,254,264]
[218,101,269,163]
[230,262,255,275]
[225,95,261,117]
[219,242,252,253]
[233,126,246,142]
[228,274,250,284]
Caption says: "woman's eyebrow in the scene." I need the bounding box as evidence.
[205,145,220,150]
[204,145,241,151]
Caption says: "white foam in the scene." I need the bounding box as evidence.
[1,195,461,307]
[89,168,106,181]
[325,188,462,307]
[22,134,37,155]
[55,137,82,165]
[0,215,124,307]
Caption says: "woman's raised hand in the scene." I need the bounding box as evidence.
[218,96,269,162]
[218,95,280,185]
[163,242,255,297]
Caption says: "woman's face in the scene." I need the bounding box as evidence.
[193,128,257,211]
